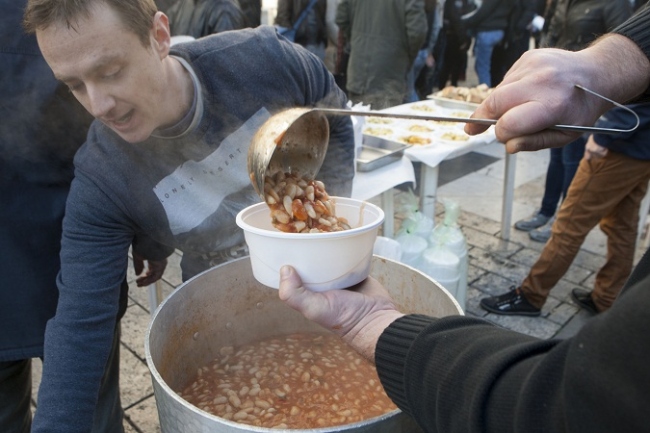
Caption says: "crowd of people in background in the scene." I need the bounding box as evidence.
[152,0,562,105]
[153,0,650,107]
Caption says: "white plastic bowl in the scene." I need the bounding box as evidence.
[236,197,384,291]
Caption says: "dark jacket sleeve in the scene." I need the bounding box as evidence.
[375,277,650,433]
[275,0,294,28]
[612,4,650,103]
[613,2,650,63]
[461,0,501,29]
[405,0,429,64]
[168,0,246,37]
[204,2,246,34]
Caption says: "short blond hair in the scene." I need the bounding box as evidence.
[24,0,158,46]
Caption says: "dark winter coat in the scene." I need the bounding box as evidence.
[167,0,246,38]
[542,0,632,50]
[275,0,328,46]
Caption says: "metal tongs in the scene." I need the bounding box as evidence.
[316,85,640,135]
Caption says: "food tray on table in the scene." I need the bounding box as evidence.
[427,84,492,111]
[427,95,480,111]
[356,136,410,172]
[360,101,474,152]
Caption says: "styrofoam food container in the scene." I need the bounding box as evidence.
[236,197,384,291]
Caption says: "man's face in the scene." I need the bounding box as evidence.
[37,4,172,143]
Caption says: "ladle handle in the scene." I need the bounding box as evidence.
[315,84,640,135]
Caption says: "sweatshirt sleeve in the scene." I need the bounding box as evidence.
[375,277,650,433]
[32,170,136,433]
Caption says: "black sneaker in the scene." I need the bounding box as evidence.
[480,287,541,316]
[571,288,599,315]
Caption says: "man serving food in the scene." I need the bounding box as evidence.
[22,0,355,431]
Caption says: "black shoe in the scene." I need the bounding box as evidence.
[571,288,599,315]
[480,287,541,316]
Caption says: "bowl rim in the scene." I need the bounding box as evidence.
[236,197,385,239]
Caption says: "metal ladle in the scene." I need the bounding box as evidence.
[248,108,329,200]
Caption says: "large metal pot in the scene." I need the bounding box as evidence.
[145,256,463,432]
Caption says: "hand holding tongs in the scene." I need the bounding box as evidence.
[316,85,639,135]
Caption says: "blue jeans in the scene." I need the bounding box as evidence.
[540,137,586,217]
[473,30,504,87]
[406,48,429,103]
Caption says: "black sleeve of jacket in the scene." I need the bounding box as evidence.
[461,0,500,28]
[375,276,650,433]
[612,3,650,102]
[613,2,650,63]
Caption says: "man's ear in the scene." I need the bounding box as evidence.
[151,11,171,58]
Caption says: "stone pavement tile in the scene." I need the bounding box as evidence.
[471,271,519,297]
[127,278,176,315]
[121,302,151,361]
[547,278,583,305]
[467,260,488,287]
[581,272,597,290]
[544,300,579,327]
[581,228,608,256]
[126,250,183,294]
[572,248,607,273]
[162,251,184,288]
[438,172,509,222]
[513,175,547,210]
[457,210,501,236]
[506,228,548,254]
[507,246,543,269]
[31,357,42,404]
[469,248,530,285]
[124,395,161,433]
[464,226,522,257]
[465,286,490,318]
[539,295,560,317]
[483,314,561,339]
[558,264,593,287]
[582,272,596,290]
[119,345,154,409]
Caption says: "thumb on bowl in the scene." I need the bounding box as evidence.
[279,265,305,302]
